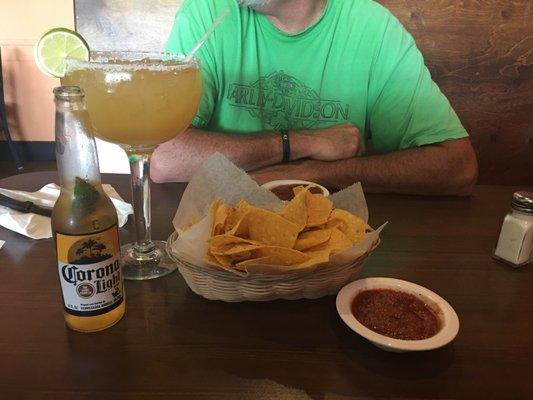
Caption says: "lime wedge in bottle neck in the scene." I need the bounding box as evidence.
[73,177,100,206]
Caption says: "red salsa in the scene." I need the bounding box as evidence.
[351,289,442,340]
[270,184,323,201]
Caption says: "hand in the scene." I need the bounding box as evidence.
[294,123,364,161]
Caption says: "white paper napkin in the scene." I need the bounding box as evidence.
[0,183,133,240]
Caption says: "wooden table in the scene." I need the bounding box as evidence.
[1,172,531,399]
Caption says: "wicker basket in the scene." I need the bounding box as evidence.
[166,231,378,302]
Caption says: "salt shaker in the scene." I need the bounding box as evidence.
[493,191,533,267]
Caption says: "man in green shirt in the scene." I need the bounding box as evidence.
[151,0,478,195]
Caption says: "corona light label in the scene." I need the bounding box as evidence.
[56,226,123,316]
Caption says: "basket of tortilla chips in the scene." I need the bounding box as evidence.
[166,154,385,302]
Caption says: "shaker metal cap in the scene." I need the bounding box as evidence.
[512,191,533,214]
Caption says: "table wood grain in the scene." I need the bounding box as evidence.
[0,172,531,399]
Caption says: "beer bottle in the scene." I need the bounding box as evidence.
[52,86,125,332]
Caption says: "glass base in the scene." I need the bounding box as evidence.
[121,240,177,281]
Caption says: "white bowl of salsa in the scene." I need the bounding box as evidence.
[261,180,329,201]
[336,277,460,352]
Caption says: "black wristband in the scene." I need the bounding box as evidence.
[281,129,290,163]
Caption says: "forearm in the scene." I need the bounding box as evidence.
[251,139,478,196]
[314,149,477,195]
[151,127,315,182]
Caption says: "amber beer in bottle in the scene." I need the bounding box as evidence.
[52,86,125,332]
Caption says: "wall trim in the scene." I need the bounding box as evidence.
[0,141,55,161]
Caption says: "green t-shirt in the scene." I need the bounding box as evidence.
[166,0,468,153]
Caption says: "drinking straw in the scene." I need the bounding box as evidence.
[184,8,230,63]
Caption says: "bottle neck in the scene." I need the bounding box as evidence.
[55,98,101,190]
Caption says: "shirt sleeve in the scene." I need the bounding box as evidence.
[165,0,218,128]
[367,13,468,153]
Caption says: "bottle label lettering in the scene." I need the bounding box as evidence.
[56,226,124,316]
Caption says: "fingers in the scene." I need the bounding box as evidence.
[326,123,363,160]
[343,123,364,157]
[356,135,365,156]
[298,123,363,161]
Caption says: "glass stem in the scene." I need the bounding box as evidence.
[128,152,156,256]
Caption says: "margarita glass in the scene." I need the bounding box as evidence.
[62,52,202,280]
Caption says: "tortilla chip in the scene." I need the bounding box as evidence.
[234,256,272,271]
[246,208,301,247]
[280,186,308,231]
[326,208,366,244]
[292,185,305,196]
[209,235,259,254]
[309,227,352,254]
[252,246,310,264]
[210,252,233,269]
[223,244,261,256]
[208,236,258,268]
[211,203,232,236]
[294,229,332,251]
[297,249,332,268]
[306,192,333,228]
[225,200,252,235]
[229,251,253,263]
[324,218,343,230]
[235,246,310,270]
[205,252,222,267]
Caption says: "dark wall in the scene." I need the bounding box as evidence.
[378,0,533,185]
[75,0,533,185]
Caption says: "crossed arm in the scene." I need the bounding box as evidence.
[150,124,478,196]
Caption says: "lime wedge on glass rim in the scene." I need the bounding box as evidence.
[34,28,89,78]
